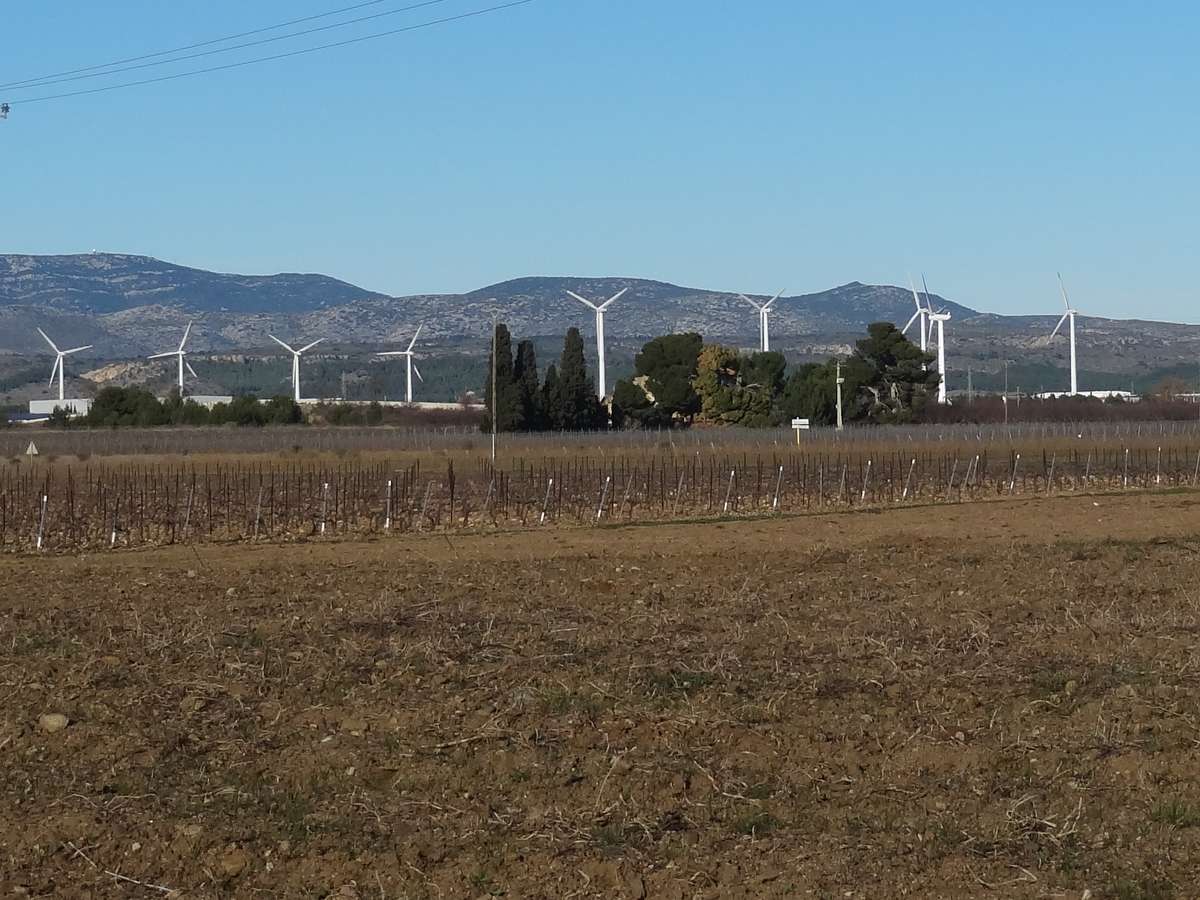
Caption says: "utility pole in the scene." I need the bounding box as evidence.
[490,313,498,464]
[835,360,845,431]
[967,366,973,404]
[1003,360,1010,424]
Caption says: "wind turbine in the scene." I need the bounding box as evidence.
[738,290,785,352]
[268,335,324,403]
[148,321,198,394]
[902,277,931,355]
[37,328,92,403]
[377,326,424,404]
[565,288,627,399]
[1050,273,1079,396]
[916,276,952,404]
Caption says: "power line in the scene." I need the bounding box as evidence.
[3,1,535,107]
[1,0,414,91]
[3,0,453,93]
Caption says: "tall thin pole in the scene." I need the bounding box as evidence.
[1003,361,1010,425]
[1069,312,1078,395]
[937,319,948,405]
[595,308,607,400]
[835,360,844,431]
[491,315,498,464]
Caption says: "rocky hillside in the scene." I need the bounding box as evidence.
[0,253,381,315]
[3,253,1200,399]
[0,254,979,354]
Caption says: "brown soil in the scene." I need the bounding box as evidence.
[3,492,1200,898]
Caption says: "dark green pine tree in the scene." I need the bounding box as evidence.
[482,323,523,432]
[513,339,542,431]
[541,363,562,430]
[557,327,605,430]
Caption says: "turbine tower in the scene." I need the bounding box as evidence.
[738,290,785,352]
[377,326,424,404]
[1050,273,1079,396]
[148,321,198,393]
[37,328,92,402]
[565,288,627,399]
[901,277,931,355]
[268,335,324,403]
[928,309,952,404]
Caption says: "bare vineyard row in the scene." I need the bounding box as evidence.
[2,445,1197,552]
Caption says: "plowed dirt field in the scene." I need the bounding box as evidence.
[3,492,1200,898]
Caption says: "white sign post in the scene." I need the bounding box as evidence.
[791,418,810,445]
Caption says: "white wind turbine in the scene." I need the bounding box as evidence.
[377,326,424,404]
[37,327,93,402]
[1050,273,1080,396]
[738,290,785,352]
[565,288,627,399]
[148,321,198,393]
[268,335,324,403]
[918,277,952,404]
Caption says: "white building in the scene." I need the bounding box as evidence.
[1032,390,1139,402]
[29,398,92,416]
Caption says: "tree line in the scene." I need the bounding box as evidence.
[484,321,942,431]
[54,388,305,428]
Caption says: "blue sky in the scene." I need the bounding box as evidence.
[2,0,1197,320]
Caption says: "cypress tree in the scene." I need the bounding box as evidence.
[483,323,522,432]
[513,339,542,431]
[557,327,604,430]
[541,364,562,430]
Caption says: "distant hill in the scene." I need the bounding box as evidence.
[0,253,382,315]
[0,254,978,352]
[3,253,1200,402]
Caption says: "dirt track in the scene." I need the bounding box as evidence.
[3,492,1200,898]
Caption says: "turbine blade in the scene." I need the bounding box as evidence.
[63,345,93,355]
[902,310,921,334]
[599,287,628,310]
[762,289,785,310]
[738,293,763,311]
[148,352,177,360]
[299,339,325,353]
[1057,272,1073,311]
[566,290,599,310]
[377,351,406,357]
[186,361,199,380]
[921,274,934,312]
[179,321,192,352]
[48,357,61,389]
[1050,313,1069,339]
[909,276,923,310]
[413,363,424,382]
[36,327,59,353]
[268,334,296,354]
[407,324,423,352]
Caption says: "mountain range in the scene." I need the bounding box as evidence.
[2,253,1200,397]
